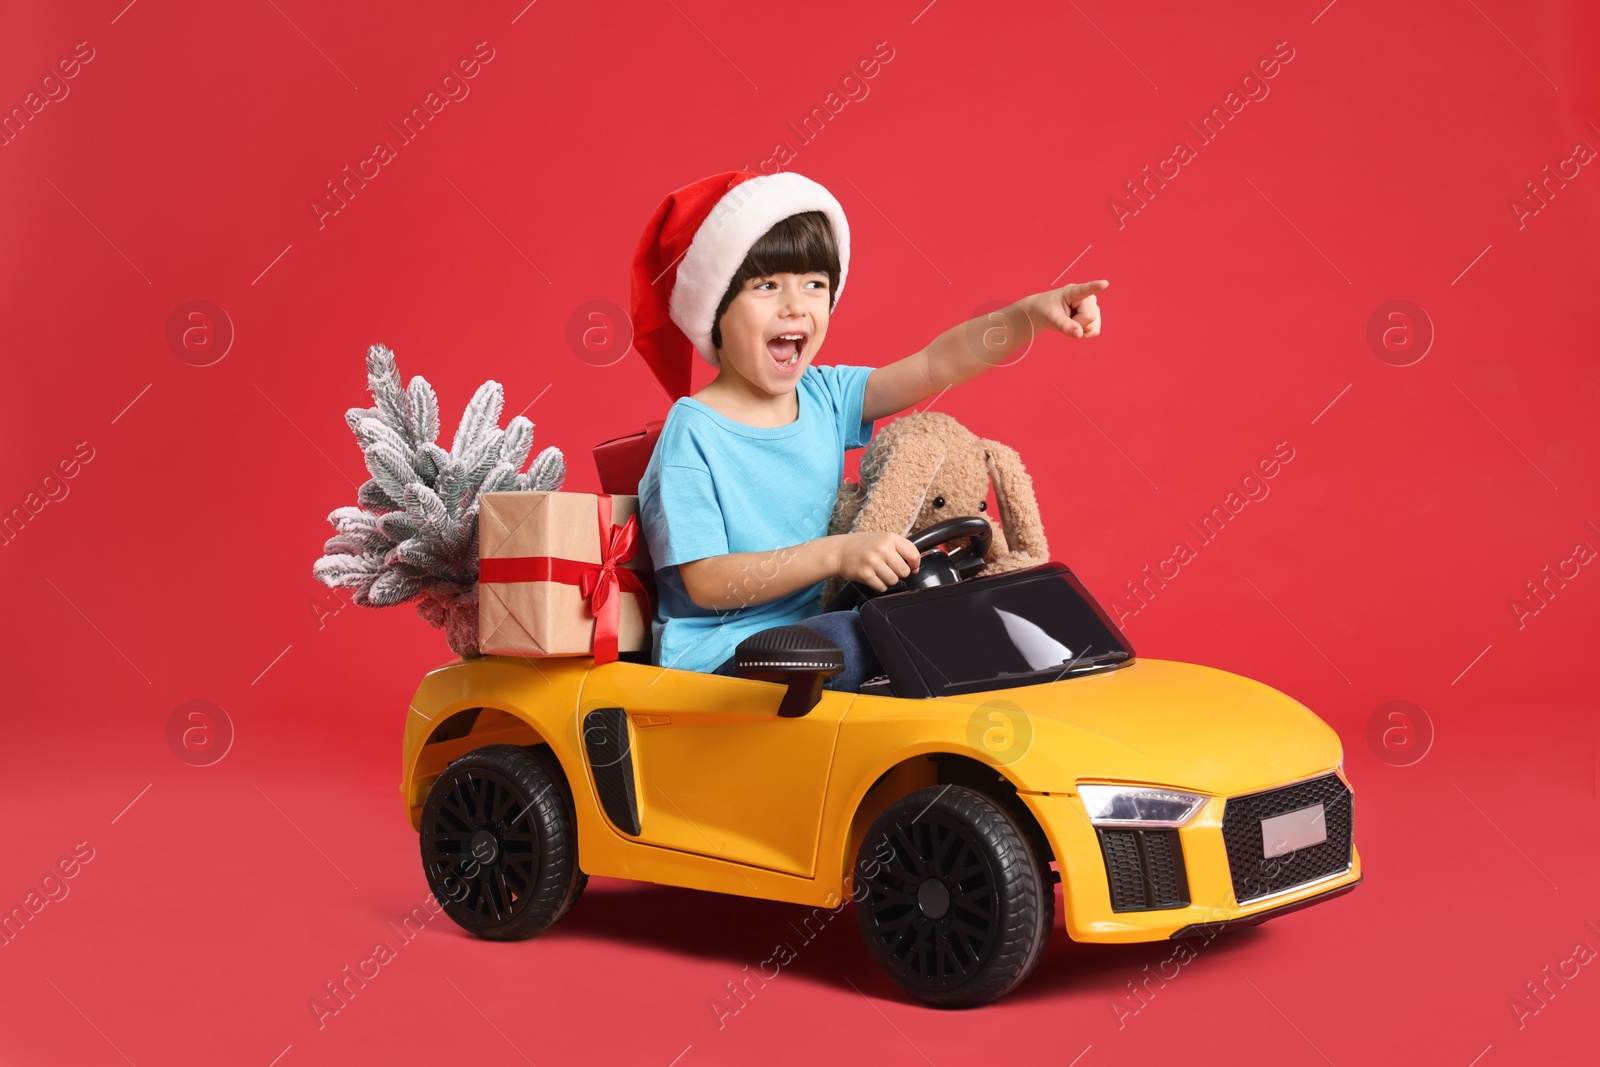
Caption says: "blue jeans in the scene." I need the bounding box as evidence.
[713,609,883,693]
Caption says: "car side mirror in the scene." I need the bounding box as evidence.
[734,624,844,718]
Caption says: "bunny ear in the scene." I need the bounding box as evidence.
[827,480,866,536]
[854,436,948,536]
[982,438,1049,563]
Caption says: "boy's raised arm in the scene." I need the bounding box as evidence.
[860,278,1109,423]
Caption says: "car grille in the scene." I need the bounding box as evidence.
[1222,772,1353,904]
[1096,828,1189,911]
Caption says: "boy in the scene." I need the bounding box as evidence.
[631,170,1105,691]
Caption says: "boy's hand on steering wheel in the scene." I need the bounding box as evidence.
[834,531,920,593]
[1028,278,1107,339]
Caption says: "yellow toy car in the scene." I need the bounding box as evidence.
[402,518,1360,1007]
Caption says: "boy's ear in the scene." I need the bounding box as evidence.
[855,438,948,537]
[981,437,1048,563]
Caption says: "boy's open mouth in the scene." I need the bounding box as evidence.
[766,331,807,369]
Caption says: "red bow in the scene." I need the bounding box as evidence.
[578,495,645,663]
[478,493,652,664]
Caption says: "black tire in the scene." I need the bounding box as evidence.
[420,744,580,940]
[853,785,1053,1007]
[524,744,587,922]
[553,868,589,923]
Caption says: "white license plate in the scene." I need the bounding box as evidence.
[1260,803,1327,858]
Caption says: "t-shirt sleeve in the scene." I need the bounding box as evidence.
[655,462,730,566]
[813,363,876,449]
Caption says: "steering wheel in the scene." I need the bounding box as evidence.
[827,515,993,613]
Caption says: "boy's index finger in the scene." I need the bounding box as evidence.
[1064,279,1110,304]
[897,536,921,568]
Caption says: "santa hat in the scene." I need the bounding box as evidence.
[630,170,851,400]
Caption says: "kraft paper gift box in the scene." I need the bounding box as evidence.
[478,491,655,661]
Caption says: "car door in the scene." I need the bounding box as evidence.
[578,661,853,877]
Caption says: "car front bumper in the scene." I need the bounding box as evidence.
[1020,773,1362,943]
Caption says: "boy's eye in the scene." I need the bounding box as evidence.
[933,496,945,508]
[754,278,826,290]
[979,500,988,512]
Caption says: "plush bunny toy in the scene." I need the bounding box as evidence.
[820,411,1050,609]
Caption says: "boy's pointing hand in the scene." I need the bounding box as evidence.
[1029,279,1108,339]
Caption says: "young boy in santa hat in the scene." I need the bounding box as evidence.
[632,170,1105,691]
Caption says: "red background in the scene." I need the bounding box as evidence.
[2,0,1597,1064]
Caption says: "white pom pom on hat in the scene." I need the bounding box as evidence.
[630,170,850,400]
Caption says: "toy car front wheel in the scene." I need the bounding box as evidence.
[853,785,1053,1007]
[420,744,583,940]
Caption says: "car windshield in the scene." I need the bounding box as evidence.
[864,564,1133,698]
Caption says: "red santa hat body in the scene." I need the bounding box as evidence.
[630,170,851,400]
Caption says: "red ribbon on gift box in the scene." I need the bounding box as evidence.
[478,494,653,664]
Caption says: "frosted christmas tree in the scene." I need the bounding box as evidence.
[312,343,565,656]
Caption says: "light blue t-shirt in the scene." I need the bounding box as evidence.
[638,363,876,675]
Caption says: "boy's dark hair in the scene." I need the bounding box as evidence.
[710,211,841,352]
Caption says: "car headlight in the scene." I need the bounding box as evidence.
[1077,784,1207,828]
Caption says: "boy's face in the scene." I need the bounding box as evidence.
[713,271,831,396]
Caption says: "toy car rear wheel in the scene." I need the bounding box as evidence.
[853,785,1052,1007]
[420,744,580,940]
[525,743,587,922]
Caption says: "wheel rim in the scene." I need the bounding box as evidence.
[860,811,1000,986]
[422,768,542,925]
